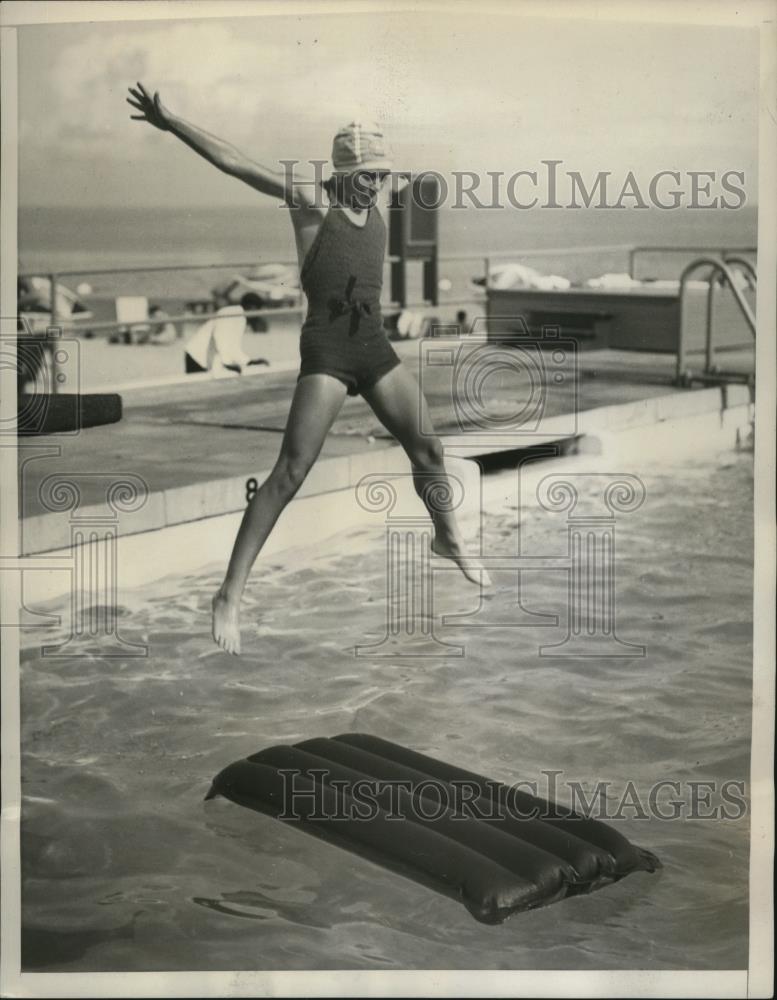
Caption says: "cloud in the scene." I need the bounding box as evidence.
[17,12,759,206]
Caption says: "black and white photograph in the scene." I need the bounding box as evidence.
[0,1,774,996]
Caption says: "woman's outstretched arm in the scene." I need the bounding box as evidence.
[126,82,318,208]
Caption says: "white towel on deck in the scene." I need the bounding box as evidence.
[185,304,248,370]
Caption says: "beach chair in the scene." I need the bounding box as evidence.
[185,305,260,376]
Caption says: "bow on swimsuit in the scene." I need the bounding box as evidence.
[328,274,373,337]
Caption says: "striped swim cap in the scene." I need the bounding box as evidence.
[331,120,393,175]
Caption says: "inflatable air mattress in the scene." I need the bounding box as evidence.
[206,733,661,924]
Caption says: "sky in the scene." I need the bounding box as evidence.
[16,9,760,208]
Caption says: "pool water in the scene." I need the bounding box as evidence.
[19,449,753,971]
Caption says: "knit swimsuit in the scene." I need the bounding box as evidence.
[297,204,401,397]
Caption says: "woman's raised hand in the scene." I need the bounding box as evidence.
[127,82,171,131]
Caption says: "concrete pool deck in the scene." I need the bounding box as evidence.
[18,341,754,562]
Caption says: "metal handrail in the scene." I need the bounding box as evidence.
[722,255,757,288]
[458,243,635,265]
[677,256,756,384]
[705,256,757,372]
[629,245,756,280]
[18,259,297,280]
[17,243,638,281]
[19,242,758,284]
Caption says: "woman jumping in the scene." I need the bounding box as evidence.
[127,83,491,655]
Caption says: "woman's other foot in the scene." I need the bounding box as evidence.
[431,534,492,587]
[212,588,241,655]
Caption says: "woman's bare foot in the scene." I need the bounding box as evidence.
[212,588,241,655]
[431,534,492,587]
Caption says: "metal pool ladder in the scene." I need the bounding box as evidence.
[676,255,756,387]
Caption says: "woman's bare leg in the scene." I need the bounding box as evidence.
[212,374,348,654]
[362,363,491,587]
